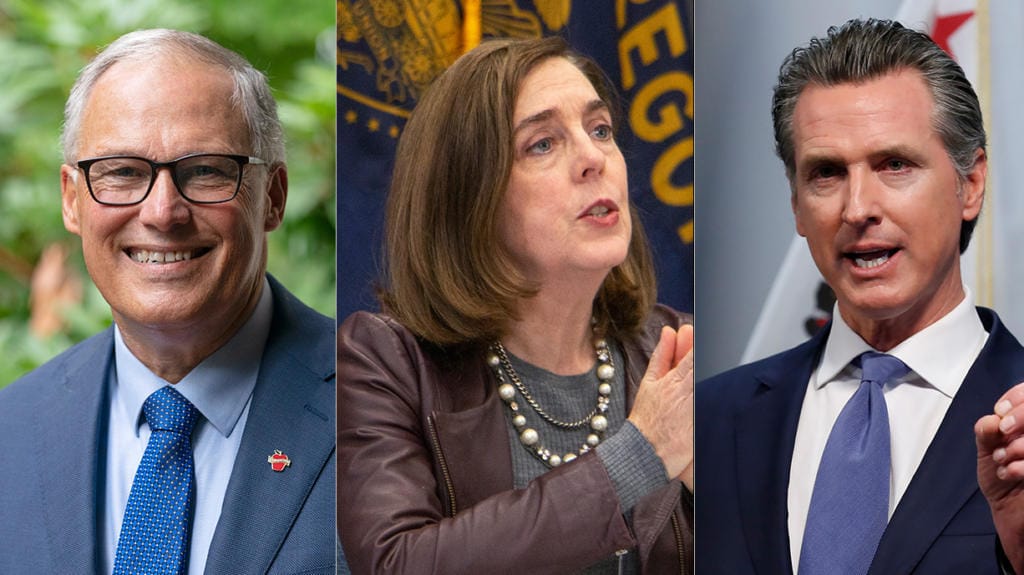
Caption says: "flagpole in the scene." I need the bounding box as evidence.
[977,0,993,308]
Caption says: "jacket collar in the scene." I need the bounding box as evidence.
[736,325,830,575]
[203,276,335,573]
[35,276,334,573]
[35,327,116,572]
[869,307,1022,574]
[736,308,1024,575]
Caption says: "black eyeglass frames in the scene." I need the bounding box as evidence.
[75,153,267,206]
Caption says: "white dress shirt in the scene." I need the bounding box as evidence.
[103,278,273,575]
[787,289,987,570]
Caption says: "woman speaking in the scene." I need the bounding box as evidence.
[337,36,693,574]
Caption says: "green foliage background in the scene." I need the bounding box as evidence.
[0,0,336,386]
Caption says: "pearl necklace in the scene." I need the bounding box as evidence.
[487,338,615,468]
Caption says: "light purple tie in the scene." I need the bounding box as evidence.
[798,352,910,575]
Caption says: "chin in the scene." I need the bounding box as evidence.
[840,294,914,323]
[115,296,206,329]
[609,249,631,270]
[580,252,629,274]
[602,237,631,265]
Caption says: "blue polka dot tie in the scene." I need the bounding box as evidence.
[798,352,910,575]
[114,385,199,575]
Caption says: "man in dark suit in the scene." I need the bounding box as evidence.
[0,30,341,574]
[697,19,1023,574]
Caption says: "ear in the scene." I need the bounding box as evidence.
[263,164,288,232]
[61,164,83,236]
[960,148,986,221]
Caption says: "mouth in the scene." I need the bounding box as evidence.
[844,248,899,269]
[579,200,619,219]
[125,247,211,265]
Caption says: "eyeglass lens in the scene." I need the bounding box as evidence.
[87,155,242,204]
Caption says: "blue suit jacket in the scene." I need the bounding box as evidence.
[0,276,339,574]
[696,307,1024,574]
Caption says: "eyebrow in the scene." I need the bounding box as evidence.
[798,144,923,174]
[869,144,922,163]
[512,99,609,136]
[796,153,839,174]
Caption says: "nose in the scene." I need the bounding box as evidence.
[573,129,607,181]
[841,168,882,227]
[137,168,191,230]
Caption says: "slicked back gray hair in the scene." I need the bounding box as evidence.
[62,28,285,166]
[772,18,985,253]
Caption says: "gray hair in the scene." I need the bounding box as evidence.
[61,28,285,166]
[772,18,985,253]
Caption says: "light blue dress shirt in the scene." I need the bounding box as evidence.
[102,278,273,575]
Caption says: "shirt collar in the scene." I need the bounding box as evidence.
[114,277,274,438]
[815,287,986,397]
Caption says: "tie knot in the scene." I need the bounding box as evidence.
[143,385,198,435]
[855,351,911,387]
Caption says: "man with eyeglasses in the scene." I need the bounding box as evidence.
[0,29,340,574]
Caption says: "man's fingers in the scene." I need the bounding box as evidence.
[995,381,1024,416]
[992,383,1024,436]
[976,414,1004,455]
[996,434,1024,466]
[997,459,1024,482]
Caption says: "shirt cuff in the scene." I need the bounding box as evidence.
[596,420,669,512]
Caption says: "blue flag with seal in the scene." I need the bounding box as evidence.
[337,0,693,320]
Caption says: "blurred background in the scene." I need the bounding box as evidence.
[0,0,336,386]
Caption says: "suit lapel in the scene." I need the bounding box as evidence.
[34,329,115,572]
[204,282,335,574]
[870,310,1024,574]
[737,330,828,575]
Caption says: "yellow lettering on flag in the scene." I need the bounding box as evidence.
[629,71,693,143]
[618,3,686,90]
[678,221,693,244]
[617,1,693,246]
[651,136,692,208]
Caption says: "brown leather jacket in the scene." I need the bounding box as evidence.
[337,305,693,575]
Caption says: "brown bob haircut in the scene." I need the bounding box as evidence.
[381,36,657,347]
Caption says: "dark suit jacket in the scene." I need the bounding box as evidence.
[0,276,339,574]
[696,307,1024,574]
